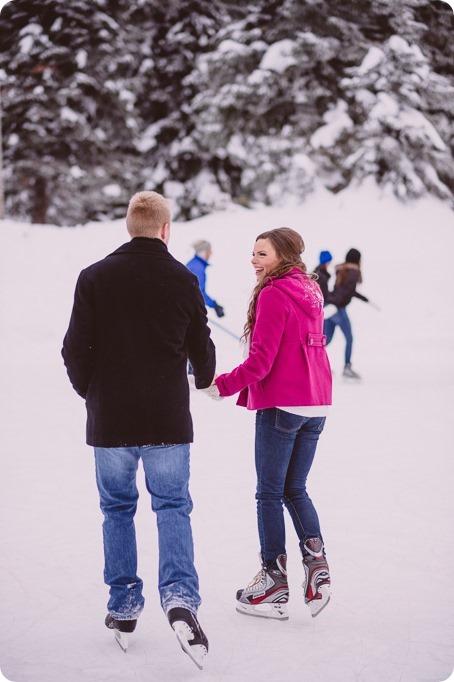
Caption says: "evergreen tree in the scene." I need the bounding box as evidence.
[0,0,452,224]
[0,0,140,224]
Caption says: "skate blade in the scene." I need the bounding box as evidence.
[236,600,289,621]
[172,621,207,670]
[308,584,331,617]
[113,630,129,652]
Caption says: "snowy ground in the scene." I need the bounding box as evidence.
[1,183,453,682]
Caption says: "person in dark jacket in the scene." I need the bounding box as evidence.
[62,191,215,666]
[324,248,369,379]
[313,250,333,302]
[186,240,225,318]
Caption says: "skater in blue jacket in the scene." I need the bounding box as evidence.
[186,240,225,318]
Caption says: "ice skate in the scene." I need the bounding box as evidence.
[105,613,137,652]
[168,607,208,670]
[302,538,331,617]
[236,554,289,620]
[342,363,361,379]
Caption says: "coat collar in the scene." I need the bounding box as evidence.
[109,237,169,257]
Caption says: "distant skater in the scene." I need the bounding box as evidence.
[313,250,333,302]
[186,240,225,318]
[324,248,369,379]
[62,191,215,669]
[207,227,332,620]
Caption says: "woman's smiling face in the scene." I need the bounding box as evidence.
[251,238,281,281]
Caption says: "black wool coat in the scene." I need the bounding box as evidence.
[62,237,216,447]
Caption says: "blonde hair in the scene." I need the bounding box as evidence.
[243,227,313,340]
[126,191,171,237]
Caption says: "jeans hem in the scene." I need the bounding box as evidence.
[108,606,143,620]
[163,600,199,617]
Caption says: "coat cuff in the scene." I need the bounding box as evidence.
[215,375,230,396]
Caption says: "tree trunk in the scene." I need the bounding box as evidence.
[31,176,48,224]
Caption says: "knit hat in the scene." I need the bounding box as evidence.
[319,250,333,264]
[345,248,361,264]
[192,239,211,254]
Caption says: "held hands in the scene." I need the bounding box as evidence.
[204,383,223,401]
[204,374,223,400]
[200,374,223,401]
[188,373,224,400]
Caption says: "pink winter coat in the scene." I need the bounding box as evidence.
[215,268,332,409]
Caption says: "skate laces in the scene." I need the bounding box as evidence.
[246,568,267,591]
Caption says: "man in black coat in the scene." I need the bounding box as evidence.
[62,191,215,666]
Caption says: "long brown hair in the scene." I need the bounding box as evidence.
[243,227,312,340]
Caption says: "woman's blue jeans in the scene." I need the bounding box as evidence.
[255,408,326,565]
[323,306,353,365]
[94,444,201,619]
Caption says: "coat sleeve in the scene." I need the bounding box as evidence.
[186,282,216,389]
[61,270,95,399]
[353,291,369,303]
[215,286,288,397]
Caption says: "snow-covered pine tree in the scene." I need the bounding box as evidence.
[0,0,141,224]
[311,33,454,200]
[158,0,454,215]
[128,0,232,219]
[0,0,452,223]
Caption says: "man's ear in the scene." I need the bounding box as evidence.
[160,222,170,244]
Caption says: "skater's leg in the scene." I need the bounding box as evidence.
[141,443,201,615]
[323,314,337,345]
[255,408,300,566]
[282,417,326,549]
[94,447,145,619]
[336,308,353,366]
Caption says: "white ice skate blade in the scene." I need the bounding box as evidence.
[236,601,289,621]
[172,620,207,670]
[309,585,331,617]
[113,629,129,652]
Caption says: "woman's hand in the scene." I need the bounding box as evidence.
[204,383,223,401]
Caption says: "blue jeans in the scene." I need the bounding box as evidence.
[323,307,352,365]
[94,444,200,619]
[255,409,326,565]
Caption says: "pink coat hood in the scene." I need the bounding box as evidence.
[215,269,332,409]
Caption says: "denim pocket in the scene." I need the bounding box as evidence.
[274,409,305,433]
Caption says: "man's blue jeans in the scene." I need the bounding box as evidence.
[323,307,353,365]
[255,408,326,565]
[94,444,201,619]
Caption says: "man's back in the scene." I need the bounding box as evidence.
[62,237,215,447]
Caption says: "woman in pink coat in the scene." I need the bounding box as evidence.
[212,227,332,620]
